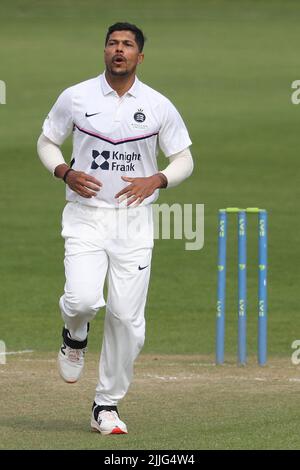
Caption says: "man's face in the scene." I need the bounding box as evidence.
[104,30,144,77]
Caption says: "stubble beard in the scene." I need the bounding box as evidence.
[110,68,129,76]
[107,62,130,77]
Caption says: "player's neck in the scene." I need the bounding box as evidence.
[105,71,136,97]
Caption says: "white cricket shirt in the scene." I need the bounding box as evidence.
[42,73,192,208]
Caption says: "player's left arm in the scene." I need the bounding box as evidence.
[115,147,193,206]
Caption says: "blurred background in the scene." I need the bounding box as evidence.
[0,0,299,360]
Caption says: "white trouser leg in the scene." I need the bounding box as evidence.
[59,203,108,341]
[95,246,152,405]
[95,205,154,405]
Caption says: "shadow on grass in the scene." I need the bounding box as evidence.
[0,416,87,433]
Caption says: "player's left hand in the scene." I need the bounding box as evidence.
[115,174,167,206]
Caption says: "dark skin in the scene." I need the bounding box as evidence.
[54,30,167,202]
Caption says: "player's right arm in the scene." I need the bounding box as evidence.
[37,88,101,198]
[37,133,101,198]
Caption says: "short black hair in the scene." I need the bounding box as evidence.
[105,22,146,52]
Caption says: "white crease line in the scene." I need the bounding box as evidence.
[144,374,178,381]
[150,363,216,367]
[142,373,300,384]
[143,374,204,381]
[0,350,34,356]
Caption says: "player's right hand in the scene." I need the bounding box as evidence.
[65,170,102,198]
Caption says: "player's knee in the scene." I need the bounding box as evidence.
[62,291,101,318]
[136,331,145,351]
[107,302,145,346]
[107,299,132,323]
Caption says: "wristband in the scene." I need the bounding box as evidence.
[63,168,74,183]
[156,172,168,188]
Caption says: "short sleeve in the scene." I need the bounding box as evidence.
[42,88,73,145]
[158,99,192,157]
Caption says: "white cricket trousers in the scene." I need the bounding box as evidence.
[59,201,153,405]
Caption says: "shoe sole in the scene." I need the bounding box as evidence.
[91,418,128,435]
[57,354,82,384]
[60,376,78,384]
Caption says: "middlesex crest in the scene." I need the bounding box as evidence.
[134,108,146,122]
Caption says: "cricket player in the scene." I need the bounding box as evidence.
[37,22,193,435]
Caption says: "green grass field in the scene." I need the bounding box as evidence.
[0,0,299,450]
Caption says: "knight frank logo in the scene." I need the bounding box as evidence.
[91,150,141,171]
[91,150,110,170]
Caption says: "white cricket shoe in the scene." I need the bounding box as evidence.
[57,327,88,383]
[91,403,128,435]
[58,345,86,383]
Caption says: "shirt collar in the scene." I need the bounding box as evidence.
[100,72,139,98]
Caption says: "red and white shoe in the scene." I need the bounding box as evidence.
[91,403,128,435]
